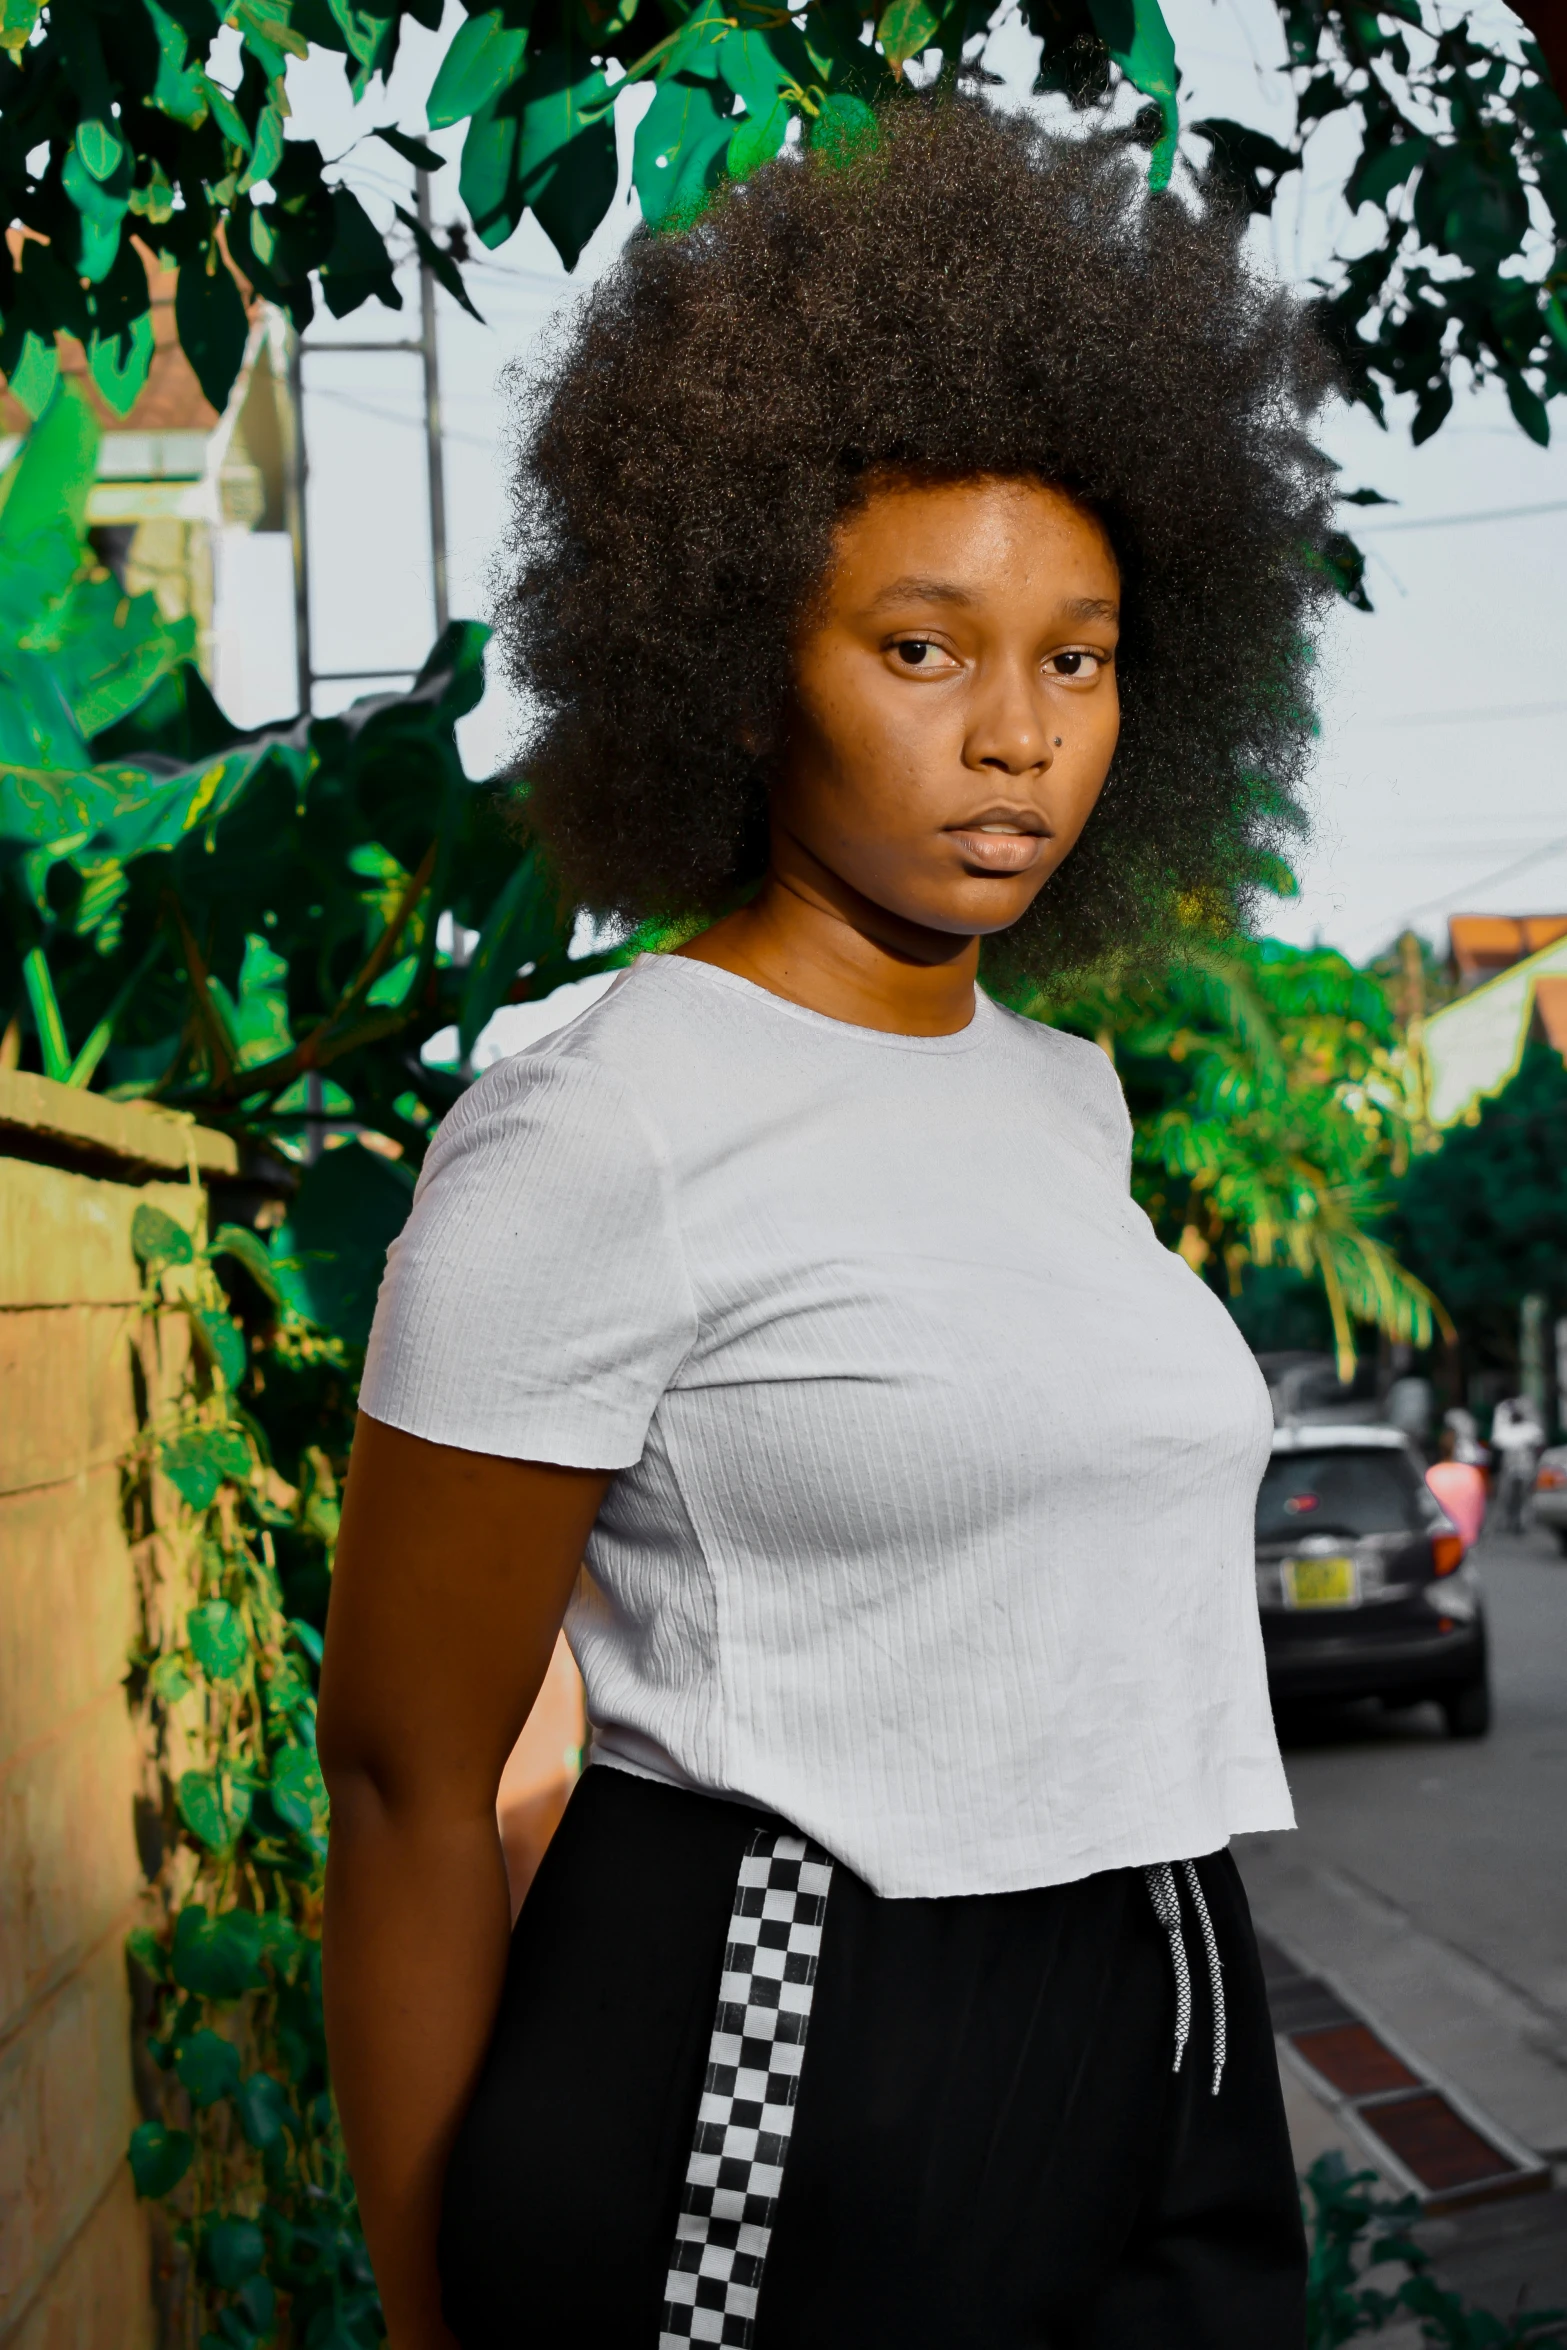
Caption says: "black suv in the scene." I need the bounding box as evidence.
[1256,1426,1490,1737]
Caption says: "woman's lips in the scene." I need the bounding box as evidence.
[946,826,1048,872]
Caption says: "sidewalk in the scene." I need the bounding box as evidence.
[1235,1528,1567,2322]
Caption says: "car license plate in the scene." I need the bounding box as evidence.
[1283,1554,1358,1609]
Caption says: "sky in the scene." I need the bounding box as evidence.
[211,0,1567,979]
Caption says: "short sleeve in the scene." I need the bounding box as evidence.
[359,1052,697,1469]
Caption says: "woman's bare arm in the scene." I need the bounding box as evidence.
[317,1411,611,2349]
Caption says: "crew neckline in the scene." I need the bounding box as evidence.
[636,951,990,1053]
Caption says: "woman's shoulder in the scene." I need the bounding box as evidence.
[986,1000,1131,1143]
[421,967,683,1186]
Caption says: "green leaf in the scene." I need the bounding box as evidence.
[88,311,156,417]
[271,1134,414,1346]
[191,1305,248,1389]
[0,0,41,48]
[128,2120,194,2198]
[1503,369,1550,446]
[126,1925,170,1980]
[728,98,790,178]
[876,0,941,74]
[202,2215,266,2287]
[1086,0,1177,188]
[427,8,529,129]
[171,1903,265,1997]
[233,0,309,71]
[375,123,446,172]
[717,21,811,118]
[210,1224,283,1301]
[144,0,209,125]
[320,186,403,318]
[809,92,878,164]
[1347,132,1430,212]
[175,253,250,413]
[1414,146,1529,273]
[634,72,734,229]
[460,88,526,246]
[132,1204,195,1266]
[75,119,126,185]
[1191,116,1296,216]
[365,951,420,1008]
[458,850,560,1054]
[148,1653,194,1703]
[188,1598,250,1681]
[200,71,252,149]
[321,0,384,68]
[513,31,617,268]
[289,1616,325,1664]
[177,1768,253,1851]
[23,946,71,1082]
[234,2275,277,2338]
[1411,377,1453,444]
[1307,528,1372,613]
[392,201,486,323]
[235,2070,294,2150]
[269,1742,327,1832]
[160,1425,250,1509]
[8,334,60,422]
[176,2027,242,2107]
[62,138,130,283]
[239,102,286,194]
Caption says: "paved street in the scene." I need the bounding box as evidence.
[1236,1523,1567,2318]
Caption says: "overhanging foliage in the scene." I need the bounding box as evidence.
[0,380,637,1179]
[0,0,1562,473]
[1023,932,1454,1380]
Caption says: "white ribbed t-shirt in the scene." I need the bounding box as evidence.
[360,953,1293,1898]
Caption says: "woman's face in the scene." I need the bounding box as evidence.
[773,475,1121,948]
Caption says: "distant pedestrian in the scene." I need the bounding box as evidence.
[1491,1396,1544,1535]
[1427,1428,1487,1551]
[1442,1406,1489,1467]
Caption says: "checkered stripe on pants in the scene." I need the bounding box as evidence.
[659,1829,835,2348]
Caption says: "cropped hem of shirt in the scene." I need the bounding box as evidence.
[361,952,1295,1902]
[582,1746,1278,1900]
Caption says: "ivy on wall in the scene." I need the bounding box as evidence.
[123,1195,376,2349]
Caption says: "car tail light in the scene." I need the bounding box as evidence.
[1537,1466,1566,1490]
[1432,1534,1464,1577]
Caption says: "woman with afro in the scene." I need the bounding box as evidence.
[320,95,1328,2350]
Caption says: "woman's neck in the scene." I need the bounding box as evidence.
[676,866,980,1037]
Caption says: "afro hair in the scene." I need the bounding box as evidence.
[498,97,1336,983]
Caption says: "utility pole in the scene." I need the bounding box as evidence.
[417,171,451,636]
[282,167,452,716]
[280,323,313,723]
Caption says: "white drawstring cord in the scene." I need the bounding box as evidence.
[1180,1861,1227,2098]
[1142,1861,1226,2097]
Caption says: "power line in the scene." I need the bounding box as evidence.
[307,383,498,453]
[1347,697,1567,729]
[1373,835,1567,933]
[1354,498,1567,534]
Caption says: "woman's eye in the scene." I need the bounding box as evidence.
[894,640,939,667]
[1047,650,1105,679]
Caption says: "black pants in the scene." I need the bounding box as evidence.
[441,1769,1306,2348]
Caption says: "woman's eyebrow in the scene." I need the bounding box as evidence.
[862,581,1121,623]
[864,576,977,613]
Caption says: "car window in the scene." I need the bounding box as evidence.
[1292,1362,1379,1414]
[1257,1450,1425,1541]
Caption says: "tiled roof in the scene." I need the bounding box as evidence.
[0,238,226,437]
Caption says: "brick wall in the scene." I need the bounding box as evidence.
[0,1075,236,2350]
